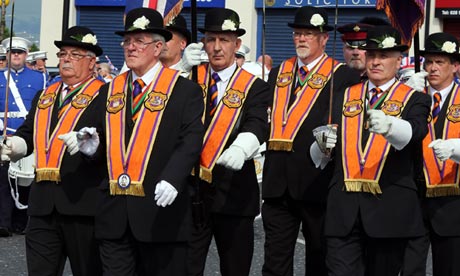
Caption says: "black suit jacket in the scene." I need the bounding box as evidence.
[196,68,270,217]
[94,74,205,243]
[15,80,107,217]
[423,88,460,237]
[325,82,431,238]
[262,60,361,203]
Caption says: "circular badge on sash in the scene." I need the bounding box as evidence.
[117,173,131,189]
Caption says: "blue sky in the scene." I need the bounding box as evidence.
[4,0,42,45]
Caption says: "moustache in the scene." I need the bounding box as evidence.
[61,63,73,69]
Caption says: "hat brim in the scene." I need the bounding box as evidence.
[287,23,334,32]
[420,50,460,61]
[54,40,103,56]
[115,28,172,42]
[167,26,192,45]
[358,44,409,52]
[198,27,246,37]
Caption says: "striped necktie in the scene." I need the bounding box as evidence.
[294,65,309,95]
[432,92,442,121]
[369,87,383,108]
[132,78,145,121]
[58,85,75,118]
[209,72,220,116]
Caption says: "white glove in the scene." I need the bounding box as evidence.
[76,127,100,156]
[216,145,246,170]
[154,180,178,207]
[367,109,392,135]
[0,136,27,162]
[181,42,203,72]
[312,124,337,153]
[0,119,3,131]
[428,139,460,162]
[404,71,428,92]
[58,132,79,155]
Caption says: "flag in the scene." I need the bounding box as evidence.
[125,0,184,25]
[376,0,425,46]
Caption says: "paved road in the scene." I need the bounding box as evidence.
[0,218,432,275]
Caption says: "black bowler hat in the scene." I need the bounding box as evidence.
[199,8,246,36]
[420,32,460,61]
[337,23,373,48]
[115,8,172,41]
[288,6,333,32]
[166,14,191,45]
[359,25,408,52]
[54,26,103,56]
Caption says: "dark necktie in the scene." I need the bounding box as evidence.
[58,86,74,118]
[294,65,309,95]
[432,92,442,121]
[209,72,220,116]
[369,87,383,108]
[132,78,145,121]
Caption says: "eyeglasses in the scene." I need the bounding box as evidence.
[120,39,158,50]
[56,51,93,61]
[345,40,366,49]
[292,31,321,39]
[10,49,25,55]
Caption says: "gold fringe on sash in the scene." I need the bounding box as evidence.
[36,169,61,182]
[268,141,293,151]
[345,181,382,195]
[109,181,145,197]
[426,186,460,198]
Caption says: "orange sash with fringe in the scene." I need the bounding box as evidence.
[106,67,179,196]
[268,55,341,151]
[196,64,256,183]
[423,83,460,197]
[342,81,414,194]
[34,78,103,182]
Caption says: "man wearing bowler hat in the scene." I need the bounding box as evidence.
[187,7,269,276]
[312,25,431,275]
[160,14,192,77]
[417,32,460,276]
[72,8,204,276]
[261,6,360,276]
[0,26,105,275]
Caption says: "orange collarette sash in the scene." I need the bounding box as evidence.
[106,67,179,196]
[342,81,414,194]
[268,55,342,151]
[423,83,460,197]
[34,78,103,182]
[197,64,256,183]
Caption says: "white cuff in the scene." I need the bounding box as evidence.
[231,132,260,160]
[309,142,331,170]
[384,116,412,151]
[449,139,460,163]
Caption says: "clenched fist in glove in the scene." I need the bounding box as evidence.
[216,132,260,171]
[0,136,27,162]
[367,109,392,135]
[58,132,79,155]
[180,42,204,72]
[428,139,460,162]
[77,127,100,156]
[404,71,428,92]
[154,180,178,207]
[312,124,337,154]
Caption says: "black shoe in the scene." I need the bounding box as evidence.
[0,227,12,237]
[12,227,25,235]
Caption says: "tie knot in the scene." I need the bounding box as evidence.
[299,66,308,77]
[371,87,383,95]
[433,92,442,102]
[134,78,145,89]
[211,72,220,82]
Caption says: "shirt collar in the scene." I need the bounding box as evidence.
[210,62,237,83]
[429,81,455,101]
[368,78,397,93]
[131,61,162,86]
[297,54,324,72]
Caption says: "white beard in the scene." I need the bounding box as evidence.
[296,47,310,59]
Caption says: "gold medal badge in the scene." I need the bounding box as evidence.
[381,100,403,116]
[223,89,244,108]
[145,91,167,112]
[71,94,92,109]
[343,99,363,117]
[107,93,125,114]
[276,72,293,87]
[307,73,326,89]
[37,94,56,109]
[447,104,460,123]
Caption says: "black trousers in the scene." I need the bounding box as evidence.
[26,212,102,276]
[430,232,460,276]
[262,196,327,276]
[0,164,13,230]
[187,213,255,276]
[99,227,187,276]
[401,233,429,276]
[326,215,408,276]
